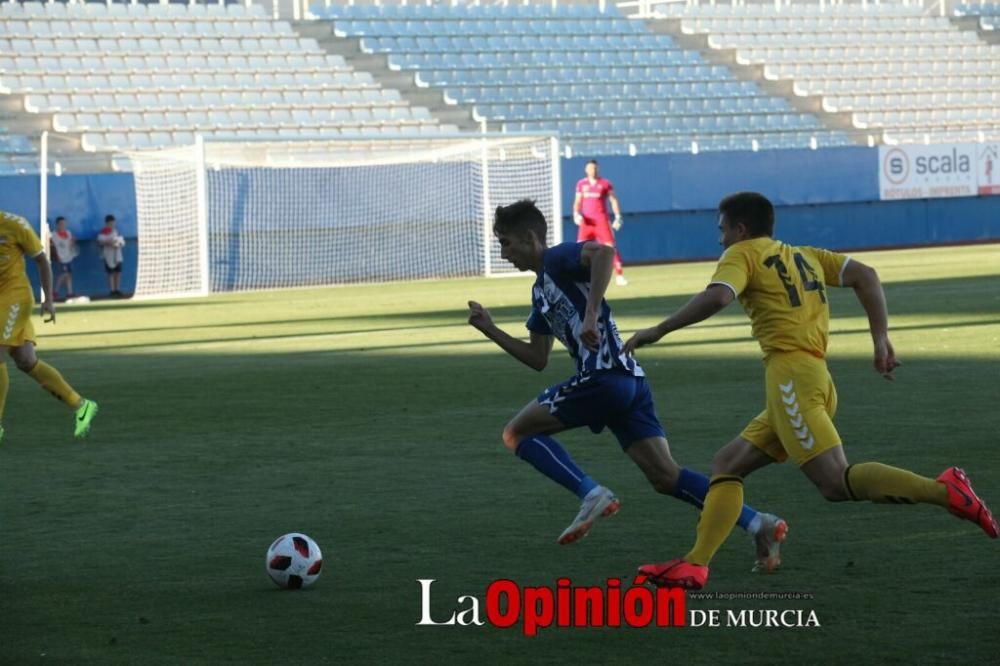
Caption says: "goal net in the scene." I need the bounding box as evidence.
[127,134,561,298]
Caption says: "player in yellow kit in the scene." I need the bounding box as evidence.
[0,210,98,442]
[623,192,997,590]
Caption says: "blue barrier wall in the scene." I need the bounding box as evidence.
[565,197,1000,265]
[562,147,879,211]
[562,147,999,261]
[0,173,137,297]
[2,146,997,299]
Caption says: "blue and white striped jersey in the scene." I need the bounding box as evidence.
[525,242,643,378]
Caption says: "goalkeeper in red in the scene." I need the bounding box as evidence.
[0,209,99,442]
[573,160,627,286]
[624,192,998,590]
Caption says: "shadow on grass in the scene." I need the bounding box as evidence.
[39,273,1000,347]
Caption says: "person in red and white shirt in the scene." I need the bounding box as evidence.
[573,160,627,285]
[49,216,78,300]
[96,214,126,298]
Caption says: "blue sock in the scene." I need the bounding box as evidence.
[673,467,758,531]
[515,435,598,500]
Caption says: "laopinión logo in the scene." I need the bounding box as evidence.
[416,578,822,635]
[416,577,685,636]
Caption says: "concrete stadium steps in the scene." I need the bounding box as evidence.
[304,2,849,153]
[637,17,862,143]
[630,2,1000,143]
[0,1,460,171]
[291,20,478,131]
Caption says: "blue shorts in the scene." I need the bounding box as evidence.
[56,262,72,274]
[537,370,666,450]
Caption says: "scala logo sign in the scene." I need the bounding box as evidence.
[915,149,971,176]
[879,143,999,200]
[879,144,977,199]
[882,148,909,185]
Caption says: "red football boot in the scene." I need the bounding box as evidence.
[638,558,709,590]
[937,467,999,539]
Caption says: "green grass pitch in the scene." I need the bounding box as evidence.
[1,244,998,664]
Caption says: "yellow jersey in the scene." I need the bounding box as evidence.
[0,210,43,298]
[710,237,850,359]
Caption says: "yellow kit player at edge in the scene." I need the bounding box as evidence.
[623,191,998,591]
[0,210,99,442]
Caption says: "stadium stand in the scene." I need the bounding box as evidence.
[309,2,851,154]
[646,1,1000,144]
[0,0,456,171]
[3,0,999,170]
[955,2,1000,31]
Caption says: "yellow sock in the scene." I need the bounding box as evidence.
[845,462,948,507]
[0,363,8,420]
[684,475,744,566]
[27,361,82,409]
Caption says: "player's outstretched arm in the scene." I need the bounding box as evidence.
[579,242,615,350]
[467,301,554,371]
[609,192,623,230]
[623,285,733,355]
[33,252,56,323]
[840,260,900,380]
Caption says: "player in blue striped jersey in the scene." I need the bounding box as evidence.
[467,200,787,570]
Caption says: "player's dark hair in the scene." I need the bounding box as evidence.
[587,159,598,166]
[493,199,547,244]
[105,214,116,223]
[718,192,774,237]
[55,216,66,224]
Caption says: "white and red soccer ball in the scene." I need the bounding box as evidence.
[266,533,323,589]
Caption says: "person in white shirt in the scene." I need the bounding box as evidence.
[96,214,126,298]
[49,216,78,300]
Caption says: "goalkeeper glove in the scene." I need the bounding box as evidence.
[612,216,623,231]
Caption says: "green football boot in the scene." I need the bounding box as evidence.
[74,399,99,439]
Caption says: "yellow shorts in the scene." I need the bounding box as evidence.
[0,292,35,348]
[740,351,841,466]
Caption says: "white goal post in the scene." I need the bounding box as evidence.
[126,133,562,299]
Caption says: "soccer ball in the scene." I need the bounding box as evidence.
[266,533,323,589]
